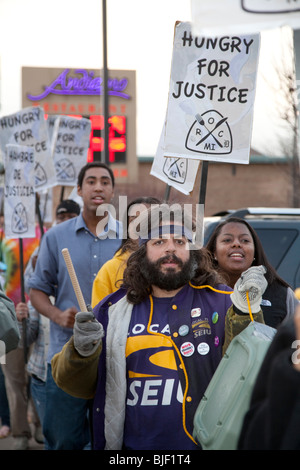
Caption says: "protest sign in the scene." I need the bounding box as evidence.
[150,122,200,195]
[46,114,60,144]
[50,115,91,186]
[191,0,300,36]
[164,22,260,165]
[0,106,56,191]
[4,144,36,239]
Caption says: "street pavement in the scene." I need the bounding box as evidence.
[0,424,44,450]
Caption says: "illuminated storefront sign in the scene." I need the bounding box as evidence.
[22,67,137,183]
[88,114,127,164]
[27,68,131,101]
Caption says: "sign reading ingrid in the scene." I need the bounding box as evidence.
[26,68,131,101]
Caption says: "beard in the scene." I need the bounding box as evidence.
[140,252,198,291]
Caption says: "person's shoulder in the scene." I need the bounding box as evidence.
[93,287,127,315]
[43,216,80,238]
[215,283,233,292]
[103,287,127,306]
[56,216,80,231]
[190,283,233,293]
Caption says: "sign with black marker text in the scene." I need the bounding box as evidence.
[151,122,200,195]
[49,115,91,186]
[164,22,260,164]
[4,144,36,239]
[0,107,56,191]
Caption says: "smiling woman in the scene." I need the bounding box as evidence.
[205,217,299,329]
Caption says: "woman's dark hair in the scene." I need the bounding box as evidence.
[116,197,161,255]
[205,216,289,287]
[77,162,115,188]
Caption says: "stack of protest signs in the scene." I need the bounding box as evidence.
[0,106,91,239]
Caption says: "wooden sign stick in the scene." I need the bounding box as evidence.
[61,248,87,312]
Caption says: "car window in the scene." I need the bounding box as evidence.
[255,228,298,269]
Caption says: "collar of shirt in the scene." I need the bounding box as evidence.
[75,212,122,239]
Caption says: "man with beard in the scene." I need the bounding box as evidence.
[51,205,267,450]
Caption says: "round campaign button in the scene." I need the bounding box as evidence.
[180,342,195,357]
[191,308,201,318]
[197,342,210,355]
[212,311,219,324]
[178,325,189,336]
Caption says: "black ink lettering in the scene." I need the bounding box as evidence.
[13,169,21,180]
[207,84,218,100]
[219,37,230,52]
[219,61,230,77]
[238,88,249,103]
[184,82,194,97]
[194,37,205,48]
[195,83,206,99]
[228,87,237,102]
[243,38,254,54]
[172,81,183,99]
[230,37,242,53]
[182,30,193,47]
[218,86,226,101]
[206,37,218,50]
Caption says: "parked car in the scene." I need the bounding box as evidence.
[203,207,300,290]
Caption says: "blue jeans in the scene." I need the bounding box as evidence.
[30,375,46,426]
[43,364,91,450]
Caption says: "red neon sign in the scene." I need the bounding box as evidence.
[87,115,126,163]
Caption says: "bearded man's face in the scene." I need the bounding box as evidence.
[141,235,197,291]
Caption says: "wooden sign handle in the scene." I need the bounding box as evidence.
[62,248,87,312]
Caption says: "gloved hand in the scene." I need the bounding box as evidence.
[230,265,268,313]
[73,311,104,357]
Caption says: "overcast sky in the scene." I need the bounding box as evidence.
[0,0,297,159]
[0,0,191,157]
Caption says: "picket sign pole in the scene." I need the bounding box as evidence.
[35,194,45,238]
[18,238,28,364]
[198,161,209,206]
[61,248,87,312]
[164,184,172,202]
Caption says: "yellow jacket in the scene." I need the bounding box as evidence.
[91,250,130,308]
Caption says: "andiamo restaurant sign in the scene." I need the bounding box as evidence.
[22,67,138,183]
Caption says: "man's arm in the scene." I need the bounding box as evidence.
[52,337,101,399]
[51,311,104,399]
[29,288,77,328]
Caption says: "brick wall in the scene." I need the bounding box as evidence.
[114,159,295,216]
[53,157,296,219]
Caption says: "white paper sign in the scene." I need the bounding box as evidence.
[164,22,260,164]
[51,115,91,186]
[150,123,200,195]
[4,144,36,239]
[0,107,56,191]
[191,0,300,36]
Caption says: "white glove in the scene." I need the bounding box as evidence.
[230,265,268,314]
[73,311,104,357]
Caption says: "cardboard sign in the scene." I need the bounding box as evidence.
[50,115,91,186]
[0,107,56,191]
[191,0,300,36]
[164,22,260,164]
[151,123,199,195]
[4,144,36,239]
